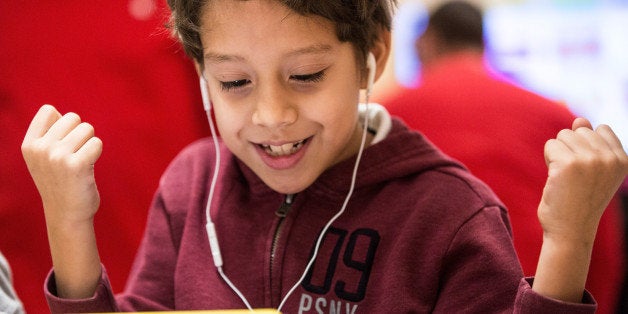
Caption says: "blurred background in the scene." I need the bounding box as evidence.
[1,0,626,313]
[375,0,628,151]
[376,2,628,314]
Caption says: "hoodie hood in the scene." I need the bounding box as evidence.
[313,118,466,196]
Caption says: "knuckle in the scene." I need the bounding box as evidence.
[80,122,95,133]
[544,138,556,147]
[92,136,103,146]
[20,141,32,154]
[595,124,611,132]
[77,122,95,137]
[556,129,572,139]
[64,112,81,123]
[544,138,560,152]
[573,151,621,176]
[574,126,593,135]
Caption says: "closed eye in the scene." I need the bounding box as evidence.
[291,70,325,83]
[220,79,250,91]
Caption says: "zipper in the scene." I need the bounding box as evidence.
[269,194,294,306]
[275,194,294,218]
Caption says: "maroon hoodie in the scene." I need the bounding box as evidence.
[45,118,596,313]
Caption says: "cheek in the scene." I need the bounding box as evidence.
[311,100,359,147]
[318,84,361,124]
[309,84,360,131]
[213,105,246,144]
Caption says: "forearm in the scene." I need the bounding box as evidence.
[21,105,105,299]
[46,216,102,299]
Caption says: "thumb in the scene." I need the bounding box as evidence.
[572,117,592,131]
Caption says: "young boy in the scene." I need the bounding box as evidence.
[21,0,628,313]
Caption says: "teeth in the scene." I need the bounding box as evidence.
[263,139,305,157]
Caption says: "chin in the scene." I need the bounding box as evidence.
[264,177,311,195]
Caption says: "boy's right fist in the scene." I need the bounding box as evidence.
[21,104,103,225]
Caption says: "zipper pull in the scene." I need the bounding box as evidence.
[275,194,294,217]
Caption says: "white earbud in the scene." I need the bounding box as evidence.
[366,52,376,97]
[199,76,211,111]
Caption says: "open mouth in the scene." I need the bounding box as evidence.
[260,138,309,157]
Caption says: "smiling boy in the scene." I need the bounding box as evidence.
[21,0,628,313]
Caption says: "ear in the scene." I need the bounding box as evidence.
[369,29,392,84]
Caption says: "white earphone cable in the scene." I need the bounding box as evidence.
[201,77,255,311]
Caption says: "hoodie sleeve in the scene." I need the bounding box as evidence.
[432,205,521,313]
[44,188,179,313]
[514,278,596,314]
[44,266,117,313]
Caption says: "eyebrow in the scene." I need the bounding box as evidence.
[203,43,334,63]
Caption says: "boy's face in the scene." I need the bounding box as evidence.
[199,0,367,194]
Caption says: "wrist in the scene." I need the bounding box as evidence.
[537,202,599,251]
[533,233,594,303]
[42,202,97,228]
[541,222,598,253]
[46,217,102,299]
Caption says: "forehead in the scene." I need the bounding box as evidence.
[199,0,342,55]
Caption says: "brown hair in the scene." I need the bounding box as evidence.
[166,0,396,68]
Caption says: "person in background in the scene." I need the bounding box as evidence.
[0,251,25,314]
[383,2,625,313]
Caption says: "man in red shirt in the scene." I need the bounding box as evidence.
[384,2,625,313]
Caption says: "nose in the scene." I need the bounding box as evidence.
[251,81,297,128]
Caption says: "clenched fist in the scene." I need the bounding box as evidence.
[21,104,103,227]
